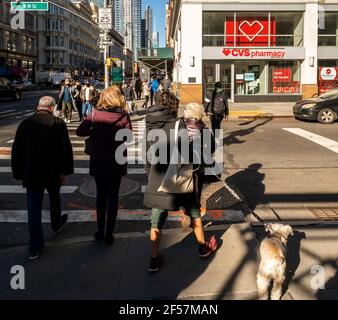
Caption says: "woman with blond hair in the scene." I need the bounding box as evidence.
[76,86,132,245]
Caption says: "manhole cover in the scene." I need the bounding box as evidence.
[200,181,238,209]
[79,177,140,198]
[309,208,338,220]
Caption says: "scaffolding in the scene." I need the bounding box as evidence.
[137,48,174,79]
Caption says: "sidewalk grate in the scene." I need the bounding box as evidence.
[308,208,338,220]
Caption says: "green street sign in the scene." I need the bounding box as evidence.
[112,67,123,83]
[11,1,49,11]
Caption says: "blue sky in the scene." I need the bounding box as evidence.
[142,0,167,47]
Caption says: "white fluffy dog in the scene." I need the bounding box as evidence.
[257,223,294,300]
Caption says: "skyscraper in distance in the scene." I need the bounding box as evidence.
[113,0,141,60]
[152,31,159,48]
[144,4,153,48]
[132,0,142,58]
[114,0,124,36]
[141,18,146,48]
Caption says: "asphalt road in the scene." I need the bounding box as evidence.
[0,92,338,248]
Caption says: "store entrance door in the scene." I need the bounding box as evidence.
[203,62,234,103]
[220,64,232,100]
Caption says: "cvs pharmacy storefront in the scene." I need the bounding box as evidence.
[202,9,306,102]
[203,46,305,102]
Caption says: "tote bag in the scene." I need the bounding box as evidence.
[157,120,194,194]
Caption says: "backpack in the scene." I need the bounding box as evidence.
[212,92,228,115]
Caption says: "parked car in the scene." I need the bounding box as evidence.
[0,77,22,101]
[293,89,338,124]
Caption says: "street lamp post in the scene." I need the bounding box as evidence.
[103,0,110,89]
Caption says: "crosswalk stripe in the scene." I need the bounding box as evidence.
[0,109,15,116]
[283,128,338,154]
[0,167,146,174]
[0,155,146,161]
[0,186,77,194]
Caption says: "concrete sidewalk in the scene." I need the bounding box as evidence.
[0,223,259,300]
[134,99,295,119]
[228,102,294,119]
[1,222,338,299]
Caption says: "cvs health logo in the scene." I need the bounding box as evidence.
[223,48,250,57]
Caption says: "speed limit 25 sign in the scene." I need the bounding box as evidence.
[99,8,113,30]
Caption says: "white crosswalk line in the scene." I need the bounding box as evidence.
[0,167,146,174]
[1,119,147,161]
[283,128,338,154]
[0,186,77,194]
[0,109,15,116]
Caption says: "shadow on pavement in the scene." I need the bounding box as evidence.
[223,116,273,146]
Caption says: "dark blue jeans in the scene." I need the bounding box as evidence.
[26,185,62,256]
[95,176,122,237]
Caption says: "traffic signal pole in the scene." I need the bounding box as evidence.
[104,0,109,89]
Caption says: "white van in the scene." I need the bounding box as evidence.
[52,72,71,86]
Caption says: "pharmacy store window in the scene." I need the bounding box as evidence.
[235,61,267,95]
[203,11,303,47]
[268,61,301,94]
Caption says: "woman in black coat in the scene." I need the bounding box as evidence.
[76,86,132,245]
[144,91,217,272]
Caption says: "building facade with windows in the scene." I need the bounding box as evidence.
[0,0,37,81]
[168,0,338,104]
[37,0,100,76]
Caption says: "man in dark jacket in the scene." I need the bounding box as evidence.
[11,96,74,260]
[204,82,229,135]
[135,77,142,100]
[122,83,135,114]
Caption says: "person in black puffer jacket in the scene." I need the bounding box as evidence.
[144,91,217,273]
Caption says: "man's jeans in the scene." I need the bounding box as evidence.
[82,101,93,118]
[26,185,62,256]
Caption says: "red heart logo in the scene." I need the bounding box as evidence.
[223,48,231,56]
[238,20,265,42]
[326,69,332,74]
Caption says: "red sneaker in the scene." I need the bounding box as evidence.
[199,235,218,258]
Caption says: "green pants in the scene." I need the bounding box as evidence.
[62,102,72,121]
[151,206,201,230]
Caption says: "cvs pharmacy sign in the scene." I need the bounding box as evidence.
[223,48,286,59]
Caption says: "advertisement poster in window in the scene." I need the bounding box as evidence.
[319,67,338,94]
[273,68,292,83]
[272,67,299,94]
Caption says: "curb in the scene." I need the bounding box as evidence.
[231,115,294,120]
